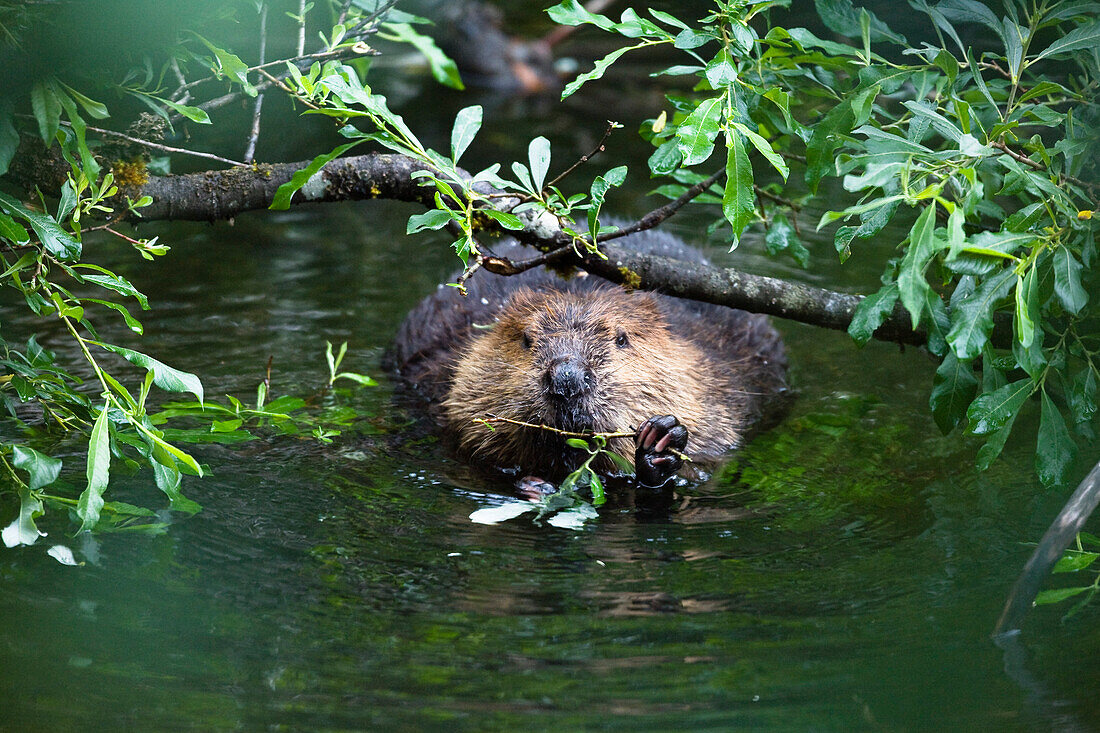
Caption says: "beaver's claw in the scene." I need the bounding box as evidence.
[634,415,688,487]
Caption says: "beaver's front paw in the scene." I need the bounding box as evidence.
[516,476,558,501]
[634,415,688,487]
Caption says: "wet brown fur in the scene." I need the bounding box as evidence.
[391,229,788,480]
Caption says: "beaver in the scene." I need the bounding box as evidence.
[392,226,788,487]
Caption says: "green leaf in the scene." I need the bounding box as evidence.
[968,378,1032,435]
[805,101,854,193]
[0,191,82,260]
[848,282,898,346]
[77,405,112,533]
[589,472,605,505]
[1053,551,1098,573]
[482,209,523,230]
[58,83,109,119]
[1035,586,1091,605]
[0,103,17,177]
[0,212,29,244]
[94,342,204,402]
[588,165,628,237]
[194,34,258,96]
[1,488,44,547]
[84,299,144,333]
[930,352,978,433]
[30,80,62,144]
[1053,247,1088,315]
[450,105,482,164]
[763,213,808,267]
[12,445,62,490]
[528,137,551,192]
[607,450,634,474]
[898,203,938,328]
[406,209,454,234]
[1037,389,1075,486]
[380,22,464,90]
[270,141,362,210]
[157,96,211,124]
[1013,269,1037,348]
[947,267,1014,359]
[722,132,754,239]
[80,271,150,309]
[1068,368,1098,424]
[565,438,590,449]
[547,0,615,30]
[676,95,724,166]
[1033,20,1100,62]
[731,122,788,180]
[648,139,681,176]
[705,47,737,89]
[814,0,906,44]
[561,45,632,99]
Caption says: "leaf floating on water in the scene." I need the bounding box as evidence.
[47,545,80,566]
[546,504,599,530]
[469,501,537,525]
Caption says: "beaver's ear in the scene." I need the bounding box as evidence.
[504,287,539,312]
[630,292,665,320]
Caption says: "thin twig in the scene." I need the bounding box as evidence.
[256,68,321,111]
[454,249,484,295]
[544,121,619,190]
[347,0,399,37]
[168,58,191,104]
[992,140,1044,171]
[64,121,249,168]
[992,140,1098,193]
[336,0,354,26]
[596,168,725,242]
[478,413,691,462]
[482,246,574,276]
[244,3,269,164]
[754,184,801,210]
[296,0,306,56]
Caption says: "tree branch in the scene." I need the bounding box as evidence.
[10,150,1001,348]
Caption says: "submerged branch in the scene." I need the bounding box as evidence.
[994,461,1100,635]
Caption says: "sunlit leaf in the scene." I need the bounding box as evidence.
[77,405,111,533]
[270,141,362,210]
[676,95,723,166]
[470,501,537,524]
[93,342,204,402]
[722,132,754,239]
[450,105,482,164]
[12,445,61,490]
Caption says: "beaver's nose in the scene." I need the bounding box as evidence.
[545,356,595,399]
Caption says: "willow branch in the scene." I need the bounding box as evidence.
[11,149,1002,349]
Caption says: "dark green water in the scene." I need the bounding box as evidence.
[3,14,1100,732]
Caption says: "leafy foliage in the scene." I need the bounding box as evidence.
[0,0,1098,552]
[0,2,388,547]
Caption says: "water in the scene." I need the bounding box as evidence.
[4,14,1100,733]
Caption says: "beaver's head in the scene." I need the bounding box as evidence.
[475,286,671,432]
[444,285,713,476]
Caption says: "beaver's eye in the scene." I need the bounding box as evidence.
[615,330,629,348]
[521,332,533,350]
